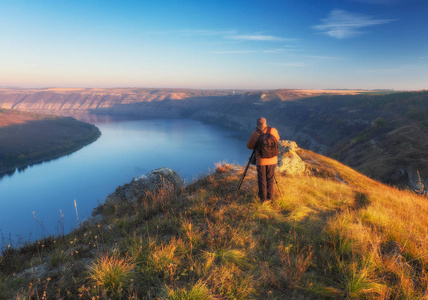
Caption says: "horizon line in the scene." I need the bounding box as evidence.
[0,86,419,92]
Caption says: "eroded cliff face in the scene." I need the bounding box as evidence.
[1,88,427,192]
[0,88,203,115]
[0,88,324,148]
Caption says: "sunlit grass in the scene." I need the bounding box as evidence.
[166,280,214,300]
[87,250,135,295]
[2,151,428,298]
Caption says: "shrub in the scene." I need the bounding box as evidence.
[166,281,214,300]
[88,251,135,295]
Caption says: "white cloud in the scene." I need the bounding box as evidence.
[212,48,293,55]
[211,50,258,54]
[145,29,237,37]
[181,29,238,36]
[145,30,295,44]
[313,10,397,39]
[226,34,293,42]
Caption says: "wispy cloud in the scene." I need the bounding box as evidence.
[145,29,237,37]
[145,29,294,43]
[181,29,238,37]
[211,50,258,54]
[212,48,294,55]
[313,10,397,39]
[226,34,293,42]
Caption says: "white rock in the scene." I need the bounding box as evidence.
[104,168,183,205]
[277,140,307,175]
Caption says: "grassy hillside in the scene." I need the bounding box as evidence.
[186,90,428,190]
[0,109,101,175]
[1,149,427,299]
[320,91,428,187]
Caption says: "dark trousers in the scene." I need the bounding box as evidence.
[257,164,276,201]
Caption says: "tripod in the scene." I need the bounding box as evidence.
[235,149,282,198]
[235,149,256,198]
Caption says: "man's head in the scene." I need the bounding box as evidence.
[257,117,266,130]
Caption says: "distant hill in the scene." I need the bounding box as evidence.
[0,88,426,191]
[0,88,368,116]
[0,109,100,176]
[1,147,427,298]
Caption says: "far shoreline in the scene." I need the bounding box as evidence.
[0,129,101,178]
[0,111,102,178]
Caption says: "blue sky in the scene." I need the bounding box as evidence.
[0,0,427,90]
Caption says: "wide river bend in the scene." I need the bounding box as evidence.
[0,116,249,243]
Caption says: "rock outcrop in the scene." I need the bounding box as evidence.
[2,88,427,191]
[404,167,427,195]
[277,140,307,176]
[104,168,184,205]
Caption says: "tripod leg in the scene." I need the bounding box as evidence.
[274,173,283,197]
[235,149,256,198]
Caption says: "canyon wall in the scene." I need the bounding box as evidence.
[0,88,427,191]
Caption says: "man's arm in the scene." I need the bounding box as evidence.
[247,131,259,149]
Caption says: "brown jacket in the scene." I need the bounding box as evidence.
[247,126,280,166]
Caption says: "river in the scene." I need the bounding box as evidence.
[0,116,250,244]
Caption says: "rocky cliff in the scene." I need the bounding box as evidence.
[0,88,232,116]
[0,88,427,191]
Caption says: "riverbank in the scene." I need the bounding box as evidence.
[1,146,428,298]
[0,109,101,177]
[0,117,248,244]
[1,89,427,192]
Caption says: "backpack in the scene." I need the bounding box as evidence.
[257,127,278,158]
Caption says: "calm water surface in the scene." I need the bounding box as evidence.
[0,116,250,243]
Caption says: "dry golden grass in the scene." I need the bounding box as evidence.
[88,251,135,294]
[2,149,428,299]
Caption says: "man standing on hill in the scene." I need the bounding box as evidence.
[247,117,280,202]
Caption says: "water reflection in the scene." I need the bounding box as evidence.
[74,113,143,124]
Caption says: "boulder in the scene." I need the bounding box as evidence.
[104,168,183,205]
[279,140,299,152]
[277,140,307,175]
[406,167,427,195]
